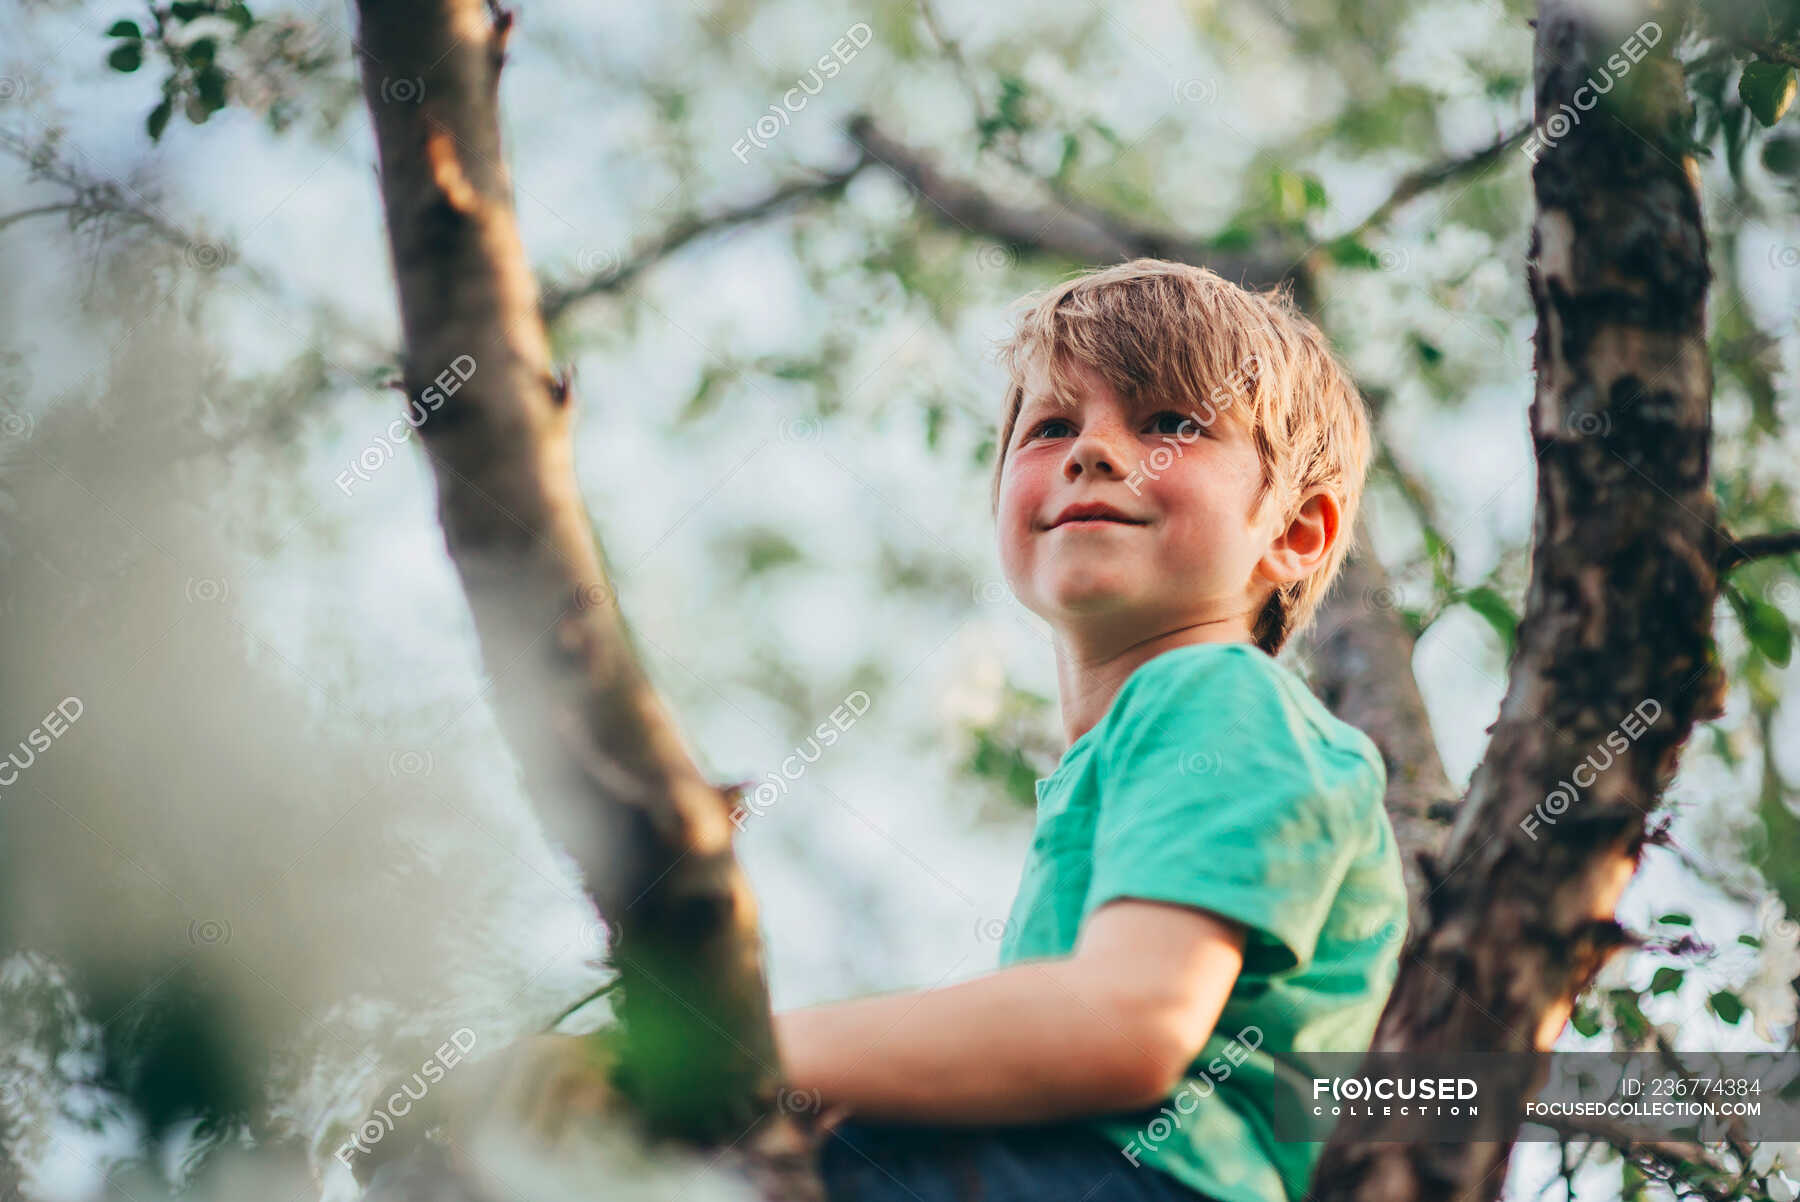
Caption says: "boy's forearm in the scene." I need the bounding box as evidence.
[772,958,1170,1125]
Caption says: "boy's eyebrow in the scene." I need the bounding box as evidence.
[1015,388,1074,418]
[1014,382,1248,436]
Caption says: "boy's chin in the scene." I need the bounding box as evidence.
[1034,577,1147,620]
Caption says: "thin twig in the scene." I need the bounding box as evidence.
[1347,122,1535,240]
[538,154,871,324]
[546,978,620,1031]
[1718,529,1800,572]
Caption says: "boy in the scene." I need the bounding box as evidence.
[774,259,1410,1202]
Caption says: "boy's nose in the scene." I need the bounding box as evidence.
[1065,429,1128,479]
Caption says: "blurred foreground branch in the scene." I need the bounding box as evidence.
[348,0,816,1194]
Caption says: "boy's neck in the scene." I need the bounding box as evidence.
[1052,618,1253,749]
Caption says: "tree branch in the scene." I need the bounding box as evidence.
[846,112,1308,302]
[1345,121,1534,239]
[539,153,872,325]
[347,0,815,1192]
[0,126,393,369]
[1312,2,1726,1196]
[0,203,92,234]
[1740,40,1800,73]
[1718,529,1800,572]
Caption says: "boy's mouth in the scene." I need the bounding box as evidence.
[1047,501,1149,529]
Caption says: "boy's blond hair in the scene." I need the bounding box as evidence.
[989,258,1373,657]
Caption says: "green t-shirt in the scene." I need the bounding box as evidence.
[996,641,1409,1202]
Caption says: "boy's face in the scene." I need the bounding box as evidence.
[995,356,1287,647]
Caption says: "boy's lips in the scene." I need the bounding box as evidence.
[1046,501,1149,529]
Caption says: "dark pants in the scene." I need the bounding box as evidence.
[818,1119,1222,1202]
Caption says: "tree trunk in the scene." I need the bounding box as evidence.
[1310,2,1725,1198]
[348,0,815,1193]
[1304,518,1462,909]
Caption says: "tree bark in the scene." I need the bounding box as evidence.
[1310,2,1726,1197]
[348,0,813,1192]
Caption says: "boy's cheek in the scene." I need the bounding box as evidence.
[993,491,1038,568]
[995,532,1035,606]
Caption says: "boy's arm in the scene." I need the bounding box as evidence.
[772,899,1245,1126]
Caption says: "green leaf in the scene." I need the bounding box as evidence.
[1570,1005,1603,1038]
[1740,60,1796,127]
[677,364,728,424]
[1085,118,1123,149]
[1412,334,1444,367]
[106,18,143,38]
[976,76,1031,149]
[965,728,1040,808]
[1208,225,1255,252]
[737,529,803,575]
[1325,235,1379,269]
[1725,582,1793,666]
[1301,175,1328,212]
[1656,912,1693,926]
[1708,990,1745,1024]
[1460,585,1519,655]
[1650,966,1685,995]
[1739,933,1763,948]
[1610,989,1650,1042]
[1709,722,1739,768]
[184,37,217,68]
[1763,133,1800,175]
[169,1,208,20]
[195,64,227,110]
[146,96,174,141]
[107,41,143,72]
[1056,133,1080,180]
[224,3,254,31]
[1268,169,1313,221]
[1484,72,1527,101]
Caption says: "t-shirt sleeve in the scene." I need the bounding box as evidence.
[1080,646,1379,977]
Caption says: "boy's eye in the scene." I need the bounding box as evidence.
[1027,417,1075,440]
[1146,410,1201,438]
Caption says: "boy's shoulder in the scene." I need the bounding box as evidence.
[1099,640,1386,803]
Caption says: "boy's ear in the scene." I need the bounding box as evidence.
[1256,487,1341,588]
